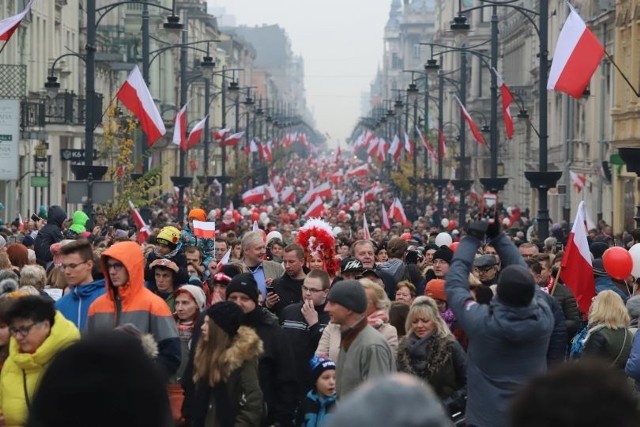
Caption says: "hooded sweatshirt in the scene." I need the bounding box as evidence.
[445,235,554,427]
[55,278,106,331]
[87,241,181,377]
[68,210,89,235]
[34,205,66,264]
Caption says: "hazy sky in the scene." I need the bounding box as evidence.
[207,0,390,145]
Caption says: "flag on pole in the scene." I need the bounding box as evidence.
[280,186,295,203]
[242,185,265,205]
[299,182,315,205]
[389,134,402,162]
[217,248,231,270]
[0,0,34,42]
[185,115,207,151]
[249,139,259,153]
[304,197,324,219]
[560,201,596,315]
[403,131,413,156]
[492,67,515,140]
[417,126,437,161]
[117,66,166,146]
[213,128,229,141]
[381,204,391,230]
[128,201,150,244]
[221,131,245,147]
[192,220,216,238]
[390,198,409,225]
[453,95,484,144]
[570,170,587,192]
[363,213,371,240]
[547,4,604,98]
[171,103,188,150]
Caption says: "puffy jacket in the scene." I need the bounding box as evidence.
[34,205,66,264]
[87,241,181,377]
[0,311,79,426]
[551,283,583,340]
[55,278,106,331]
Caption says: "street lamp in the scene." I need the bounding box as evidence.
[452,0,561,241]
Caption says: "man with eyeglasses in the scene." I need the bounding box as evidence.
[473,255,499,287]
[55,239,105,331]
[267,243,307,317]
[87,241,181,377]
[280,269,331,403]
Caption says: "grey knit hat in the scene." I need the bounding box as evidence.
[327,280,367,314]
[627,296,640,319]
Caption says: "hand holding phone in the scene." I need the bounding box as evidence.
[482,194,498,224]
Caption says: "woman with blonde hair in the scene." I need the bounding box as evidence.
[395,280,416,305]
[583,290,632,369]
[18,264,47,291]
[397,296,467,414]
[189,301,263,426]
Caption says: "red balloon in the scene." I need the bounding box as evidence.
[447,220,457,231]
[401,232,411,241]
[252,212,260,221]
[290,213,298,220]
[602,247,633,280]
[450,241,459,253]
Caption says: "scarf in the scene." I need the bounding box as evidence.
[153,243,181,260]
[367,309,389,329]
[406,332,452,378]
[440,308,455,329]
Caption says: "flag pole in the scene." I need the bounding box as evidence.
[604,50,640,97]
[550,264,562,296]
[0,41,9,56]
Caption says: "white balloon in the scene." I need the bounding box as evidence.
[240,207,249,216]
[441,218,449,228]
[332,226,343,236]
[630,243,640,278]
[288,207,296,215]
[345,213,351,221]
[266,206,273,214]
[435,232,453,247]
[352,202,361,212]
[259,212,268,222]
[266,231,282,243]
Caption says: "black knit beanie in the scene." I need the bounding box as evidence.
[497,265,536,307]
[432,245,453,264]
[206,301,245,337]
[225,273,260,306]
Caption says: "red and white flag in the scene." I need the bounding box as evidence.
[0,0,34,42]
[304,197,324,219]
[389,134,402,162]
[453,95,484,145]
[364,184,383,202]
[560,201,596,315]
[381,204,391,230]
[346,164,368,177]
[367,138,380,157]
[329,169,344,185]
[128,200,150,244]
[17,213,24,231]
[280,186,295,203]
[213,128,229,141]
[377,138,388,162]
[403,131,413,156]
[313,182,333,200]
[117,66,166,146]
[242,185,265,205]
[299,182,315,205]
[390,198,409,225]
[363,213,371,240]
[192,220,216,239]
[438,128,447,159]
[547,5,604,98]
[265,183,278,201]
[417,126,437,161]
[493,67,514,140]
[570,170,587,192]
[216,249,231,270]
[172,103,188,150]
[185,115,207,151]
[249,139,259,153]
[221,131,244,147]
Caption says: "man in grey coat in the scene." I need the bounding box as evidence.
[325,279,395,399]
[445,221,554,427]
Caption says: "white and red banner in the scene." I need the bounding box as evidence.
[117,66,166,146]
[172,103,188,150]
[389,198,409,225]
[221,131,245,147]
[128,200,150,244]
[560,201,596,314]
[403,131,413,156]
[242,185,265,205]
[493,67,514,140]
[0,0,34,42]
[346,164,368,178]
[570,170,587,192]
[192,220,216,239]
[417,126,437,161]
[381,204,391,230]
[304,197,324,219]
[213,128,229,141]
[280,186,295,203]
[185,115,207,151]
[453,95,484,145]
[313,182,333,200]
[547,5,604,98]
[389,134,402,162]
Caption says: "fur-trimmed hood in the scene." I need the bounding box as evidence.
[221,325,263,377]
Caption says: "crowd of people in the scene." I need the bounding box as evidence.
[0,152,638,426]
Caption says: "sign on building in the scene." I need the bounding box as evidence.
[0,100,20,180]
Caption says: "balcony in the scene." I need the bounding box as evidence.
[20,92,104,130]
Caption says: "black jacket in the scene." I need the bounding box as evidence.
[34,205,66,264]
[551,283,583,341]
[279,301,330,400]
[271,274,304,317]
[144,249,190,291]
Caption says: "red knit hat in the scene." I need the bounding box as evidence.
[425,279,446,302]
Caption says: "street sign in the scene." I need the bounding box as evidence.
[60,149,97,162]
[30,176,49,187]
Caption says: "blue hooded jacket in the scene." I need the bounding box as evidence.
[56,278,106,331]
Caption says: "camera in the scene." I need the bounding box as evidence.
[31,214,40,222]
[405,246,424,265]
[482,193,498,224]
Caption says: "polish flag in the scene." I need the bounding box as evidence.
[17,213,24,231]
[346,164,368,177]
[185,116,207,151]
[390,198,409,225]
[216,249,231,270]
[453,95,484,144]
[329,170,344,185]
[377,138,387,162]
[367,138,380,157]
[417,126,437,161]
[362,131,375,149]
[280,186,295,203]
[313,182,333,199]
[381,204,391,230]
[242,185,265,205]
[364,185,383,202]
[403,131,413,156]
[438,128,447,159]
[171,103,188,150]
[493,67,514,140]
[128,200,150,244]
[213,128,229,141]
[389,134,402,162]
[0,0,34,42]
[304,197,324,219]
[221,131,244,147]
[570,170,587,192]
[560,201,596,315]
[547,5,604,99]
[117,66,166,146]
[363,213,371,240]
[265,183,278,201]
[192,220,216,239]
[299,182,315,205]
[249,139,259,153]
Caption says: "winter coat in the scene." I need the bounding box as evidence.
[271,275,305,317]
[396,332,467,399]
[595,275,631,302]
[315,321,398,363]
[34,205,66,264]
[189,326,263,427]
[0,311,79,426]
[445,234,554,427]
[584,326,633,369]
[625,332,640,389]
[87,241,181,377]
[295,390,336,427]
[551,283,583,340]
[55,278,106,331]
[181,225,216,269]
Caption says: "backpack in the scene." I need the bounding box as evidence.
[569,324,605,359]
